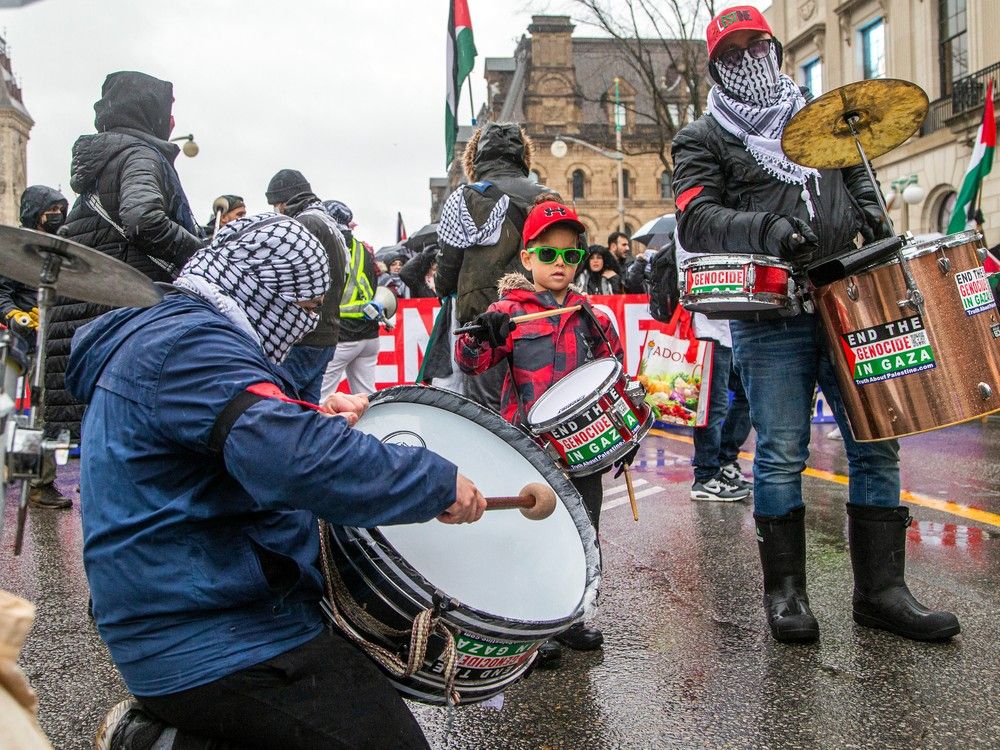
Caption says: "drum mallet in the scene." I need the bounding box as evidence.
[484,482,557,520]
[454,306,583,335]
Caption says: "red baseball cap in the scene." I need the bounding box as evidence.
[522,200,587,247]
[706,5,773,60]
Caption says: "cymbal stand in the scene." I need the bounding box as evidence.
[845,113,925,314]
[12,251,70,555]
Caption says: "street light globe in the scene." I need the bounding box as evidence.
[182,139,200,158]
[902,183,925,205]
[550,139,568,159]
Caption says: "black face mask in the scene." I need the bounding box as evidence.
[40,213,65,234]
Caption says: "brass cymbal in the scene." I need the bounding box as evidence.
[781,79,929,169]
[0,225,164,307]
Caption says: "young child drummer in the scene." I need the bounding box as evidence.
[456,196,624,666]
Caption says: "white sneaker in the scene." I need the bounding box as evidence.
[827,426,843,440]
[691,475,751,502]
[720,462,753,493]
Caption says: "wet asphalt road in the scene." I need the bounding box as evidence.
[2,419,999,750]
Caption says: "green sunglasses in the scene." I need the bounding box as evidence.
[526,246,585,265]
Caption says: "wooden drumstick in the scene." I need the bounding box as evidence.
[624,465,639,522]
[454,306,582,334]
[484,482,557,520]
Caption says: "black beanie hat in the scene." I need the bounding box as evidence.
[265,169,311,204]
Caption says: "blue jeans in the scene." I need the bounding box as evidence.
[280,345,336,404]
[730,314,900,516]
[692,344,752,483]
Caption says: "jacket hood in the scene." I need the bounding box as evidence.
[497,271,584,302]
[464,122,534,181]
[19,185,68,228]
[69,130,178,194]
[94,71,174,140]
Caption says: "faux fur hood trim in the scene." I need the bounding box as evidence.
[496,271,583,299]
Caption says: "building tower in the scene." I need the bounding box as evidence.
[0,34,32,227]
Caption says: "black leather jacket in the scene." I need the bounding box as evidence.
[671,113,881,268]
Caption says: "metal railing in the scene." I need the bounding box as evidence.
[921,61,1000,135]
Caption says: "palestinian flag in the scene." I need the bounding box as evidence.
[948,80,996,233]
[396,212,407,243]
[446,0,477,167]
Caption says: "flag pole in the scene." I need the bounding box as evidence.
[467,76,476,125]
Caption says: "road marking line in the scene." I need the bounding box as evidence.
[604,478,648,496]
[602,486,662,511]
[649,428,1000,530]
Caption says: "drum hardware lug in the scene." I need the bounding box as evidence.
[978,383,993,400]
[746,262,756,291]
[897,288,925,311]
[937,256,952,274]
[432,590,459,616]
[847,282,859,301]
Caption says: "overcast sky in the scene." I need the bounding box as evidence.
[1,0,764,248]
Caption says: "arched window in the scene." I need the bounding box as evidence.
[572,169,586,200]
[660,172,672,200]
[620,169,632,199]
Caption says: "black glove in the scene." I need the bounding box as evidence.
[469,311,513,347]
[613,443,640,477]
[764,215,819,264]
[858,203,893,243]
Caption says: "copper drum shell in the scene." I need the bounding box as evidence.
[813,232,1000,441]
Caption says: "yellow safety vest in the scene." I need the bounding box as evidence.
[339,238,375,318]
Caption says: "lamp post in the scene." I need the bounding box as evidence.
[550,133,626,233]
[169,134,199,158]
[890,174,925,234]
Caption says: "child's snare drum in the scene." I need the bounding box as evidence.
[526,358,652,476]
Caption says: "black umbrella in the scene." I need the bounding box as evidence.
[631,214,676,246]
[404,223,439,252]
[375,244,410,263]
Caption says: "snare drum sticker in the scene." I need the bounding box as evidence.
[452,636,540,680]
[550,401,640,468]
[688,267,745,294]
[840,315,936,386]
[954,267,997,316]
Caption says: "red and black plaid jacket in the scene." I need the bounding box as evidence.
[455,287,623,425]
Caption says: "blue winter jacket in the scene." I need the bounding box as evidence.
[65,291,457,697]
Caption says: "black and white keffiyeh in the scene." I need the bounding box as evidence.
[437,188,510,249]
[709,46,821,218]
[175,213,330,364]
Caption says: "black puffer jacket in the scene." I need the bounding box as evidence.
[284,192,348,347]
[435,123,552,323]
[399,247,438,298]
[671,113,880,267]
[47,71,204,439]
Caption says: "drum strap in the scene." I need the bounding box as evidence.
[317,519,462,706]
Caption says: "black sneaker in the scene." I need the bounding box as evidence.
[554,622,604,651]
[95,699,167,750]
[690,474,750,502]
[720,462,753,493]
[28,484,72,510]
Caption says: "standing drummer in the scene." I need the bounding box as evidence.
[671,5,959,643]
[67,214,486,750]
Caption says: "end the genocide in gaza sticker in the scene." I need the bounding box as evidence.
[954,267,997,316]
[840,314,936,386]
[689,267,745,294]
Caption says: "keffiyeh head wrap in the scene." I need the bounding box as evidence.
[175,213,330,364]
[708,45,822,218]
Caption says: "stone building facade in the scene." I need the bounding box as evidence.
[766,0,1000,241]
[0,34,31,227]
[430,15,706,248]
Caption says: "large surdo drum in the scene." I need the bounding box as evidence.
[322,386,601,705]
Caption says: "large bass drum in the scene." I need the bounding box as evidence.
[812,230,1000,440]
[322,386,601,705]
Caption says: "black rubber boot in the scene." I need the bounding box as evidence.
[754,506,819,643]
[847,503,960,641]
[535,639,562,669]
[555,622,604,651]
